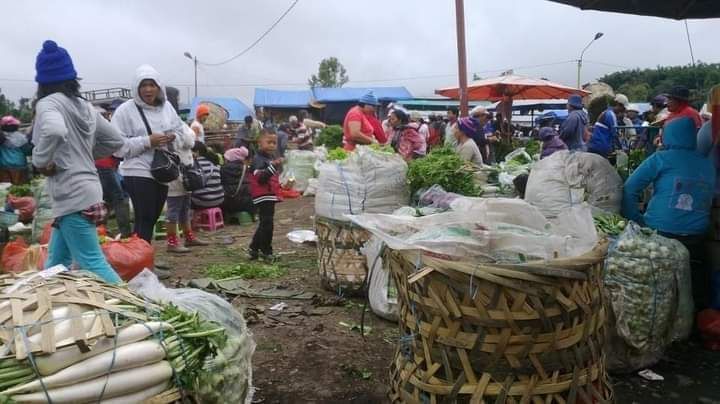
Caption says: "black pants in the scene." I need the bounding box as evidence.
[661,232,710,310]
[123,176,168,243]
[250,201,275,255]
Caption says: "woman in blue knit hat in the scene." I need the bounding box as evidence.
[31,40,124,284]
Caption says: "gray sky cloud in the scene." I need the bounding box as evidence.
[1,0,718,105]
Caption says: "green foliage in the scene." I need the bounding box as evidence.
[316,125,344,149]
[493,137,521,162]
[407,147,480,197]
[8,184,32,197]
[599,62,720,108]
[308,57,349,88]
[523,140,541,157]
[205,262,287,280]
[327,147,349,161]
[0,93,32,124]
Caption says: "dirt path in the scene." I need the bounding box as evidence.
[154,196,720,404]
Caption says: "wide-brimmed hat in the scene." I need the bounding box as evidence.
[665,85,690,101]
[614,94,630,109]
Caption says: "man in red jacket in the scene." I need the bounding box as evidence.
[665,85,702,129]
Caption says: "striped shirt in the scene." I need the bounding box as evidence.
[191,157,225,208]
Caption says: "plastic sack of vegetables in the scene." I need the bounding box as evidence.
[101,235,154,282]
[7,195,36,223]
[525,151,623,218]
[128,269,255,404]
[315,146,408,222]
[604,222,692,371]
[281,150,317,192]
[1,238,47,273]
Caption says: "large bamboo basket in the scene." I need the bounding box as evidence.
[387,241,613,404]
[315,216,371,297]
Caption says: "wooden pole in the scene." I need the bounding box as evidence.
[455,0,469,116]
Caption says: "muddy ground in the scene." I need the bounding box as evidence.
[154,196,720,404]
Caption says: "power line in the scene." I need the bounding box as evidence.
[199,0,300,67]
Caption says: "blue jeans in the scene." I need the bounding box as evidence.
[45,213,122,284]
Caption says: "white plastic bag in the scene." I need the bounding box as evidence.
[282,150,317,192]
[362,237,397,321]
[315,146,408,221]
[525,151,623,218]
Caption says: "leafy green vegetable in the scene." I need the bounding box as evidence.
[369,143,394,154]
[316,125,344,149]
[524,140,541,157]
[327,147,349,161]
[407,147,480,197]
[593,213,627,236]
[205,262,288,280]
[8,185,32,197]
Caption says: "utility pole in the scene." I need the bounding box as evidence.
[184,52,198,98]
[577,32,604,89]
[454,0,469,116]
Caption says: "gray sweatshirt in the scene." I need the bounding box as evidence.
[32,93,125,218]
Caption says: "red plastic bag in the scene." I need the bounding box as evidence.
[1,238,47,273]
[39,222,53,245]
[101,235,154,281]
[279,187,301,199]
[698,309,720,350]
[7,196,36,223]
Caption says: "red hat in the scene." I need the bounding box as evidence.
[196,104,210,119]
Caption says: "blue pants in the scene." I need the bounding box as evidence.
[45,213,122,284]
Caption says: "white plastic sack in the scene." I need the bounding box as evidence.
[525,151,623,218]
[349,199,598,262]
[303,178,318,197]
[281,150,317,192]
[315,146,408,221]
[362,237,397,321]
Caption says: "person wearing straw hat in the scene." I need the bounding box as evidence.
[31,40,123,284]
[587,93,629,158]
[559,94,589,151]
[665,85,703,129]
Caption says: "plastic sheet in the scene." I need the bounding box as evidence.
[349,199,598,262]
[362,237,397,321]
[280,150,317,192]
[604,222,692,371]
[525,150,623,218]
[315,146,408,222]
[128,269,255,404]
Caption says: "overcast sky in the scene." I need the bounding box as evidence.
[1,0,718,106]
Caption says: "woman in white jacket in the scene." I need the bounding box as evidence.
[112,65,189,243]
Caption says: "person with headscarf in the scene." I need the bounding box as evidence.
[111,64,196,244]
[388,108,426,161]
[0,115,32,184]
[221,147,254,217]
[559,95,589,151]
[31,40,123,284]
[538,126,567,159]
[453,117,483,167]
[191,104,210,143]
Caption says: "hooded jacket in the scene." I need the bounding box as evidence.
[32,93,125,218]
[622,117,715,236]
[587,108,617,157]
[559,109,588,151]
[111,65,186,180]
[539,127,567,159]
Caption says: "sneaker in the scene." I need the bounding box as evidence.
[185,232,209,247]
[167,244,191,254]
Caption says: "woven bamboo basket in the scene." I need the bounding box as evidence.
[315,215,371,296]
[387,241,613,404]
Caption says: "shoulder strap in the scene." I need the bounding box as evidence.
[135,103,152,135]
[232,164,247,198]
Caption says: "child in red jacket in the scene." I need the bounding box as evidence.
[248,128,284,261]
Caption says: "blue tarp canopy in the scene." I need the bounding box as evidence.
[189,97,253,121]
[254,88,312,108]
[312,86,413,103]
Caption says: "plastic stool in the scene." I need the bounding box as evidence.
[154,215,167,240]
[193,208,224,231]
[228,211,254,226]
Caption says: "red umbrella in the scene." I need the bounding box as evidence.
[435,74,589,101]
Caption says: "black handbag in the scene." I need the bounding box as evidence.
[181,158,206,191]
[135,104,181,183]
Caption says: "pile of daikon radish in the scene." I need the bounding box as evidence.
[0,271,249,404]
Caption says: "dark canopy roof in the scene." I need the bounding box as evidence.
[547,0,720,20]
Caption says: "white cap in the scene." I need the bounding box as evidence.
[470,105,488,117]
[627,103,640,113]
[288,115,298,123]
[614,94,630,108]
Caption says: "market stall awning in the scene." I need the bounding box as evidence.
[435,74,588,101]
[547,0,720,20]
[312,86,413,103]
[253,88,312,108]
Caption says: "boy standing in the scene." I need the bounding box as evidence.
[248,128,283,261]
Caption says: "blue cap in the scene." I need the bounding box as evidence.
[359,90,379,106]
[568,95,583,109]
[35,40,78,85]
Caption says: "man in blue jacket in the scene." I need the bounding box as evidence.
[587,94,629,158]
[559,94,588,151]
[622,117,716,308]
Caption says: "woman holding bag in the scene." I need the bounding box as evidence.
[112,64,189,243]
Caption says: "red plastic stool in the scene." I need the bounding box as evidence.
[192,208,224,231]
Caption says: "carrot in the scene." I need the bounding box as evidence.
[3,340,166,395]
[11,360,173,403]
[34,322,172,376]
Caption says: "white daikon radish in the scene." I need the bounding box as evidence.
[11,360,173,403]
[3,340,166,395]
[26,311,98,347]
[99,381,170,404]
[26,306,70,337]
[34,322,172,376]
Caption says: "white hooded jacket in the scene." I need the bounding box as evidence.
[112,64,193,180]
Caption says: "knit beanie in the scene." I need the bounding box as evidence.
[224,147,249,162]
[35,40,77,85]
[457,117,478,138]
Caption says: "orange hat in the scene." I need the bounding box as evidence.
[196,104,210,118]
